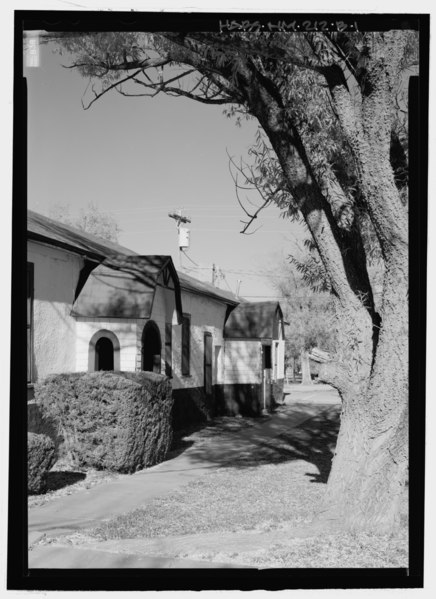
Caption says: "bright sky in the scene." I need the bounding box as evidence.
[25,37,307,300]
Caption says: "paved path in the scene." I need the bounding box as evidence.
[29,387,340,568]
[284,383,340,404]
[29,545,249,569]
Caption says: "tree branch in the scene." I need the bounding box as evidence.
[81,68,145,110]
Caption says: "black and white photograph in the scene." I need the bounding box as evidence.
[6,4,429,592]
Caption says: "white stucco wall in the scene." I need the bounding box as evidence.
[75,273,177,374]
[171,291,227,390]
[223,340,263,385]
[75,318,139,372]
[28,240,84,381]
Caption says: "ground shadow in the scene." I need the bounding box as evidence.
[172,405,341,482]
[166,439,195,460]
[277,407,341,482]
[46,471,86,492]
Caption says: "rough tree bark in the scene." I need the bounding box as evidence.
[313,32,409,533]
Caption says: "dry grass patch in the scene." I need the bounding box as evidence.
[90,458,325,541]
[192,527,408,569]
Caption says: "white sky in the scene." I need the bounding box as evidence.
[25,38,307,300]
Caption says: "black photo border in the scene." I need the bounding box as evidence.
[8,9,429,591]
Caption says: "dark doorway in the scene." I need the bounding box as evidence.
[204,332,213,396]
[142,321,161,373]
[263,344,272,369]
[262,344,272,411]
[95,337,114,371]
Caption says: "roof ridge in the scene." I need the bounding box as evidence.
[28,209,135,256]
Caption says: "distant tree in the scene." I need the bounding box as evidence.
[48,201,121,242]
[272,252,336,385]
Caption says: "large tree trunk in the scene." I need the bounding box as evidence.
[300,351,312,385]
[318,252,408,533]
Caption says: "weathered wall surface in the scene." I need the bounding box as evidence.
[75,318,139,371]
[223,340,262,385]
[75,275,177,374]
[28,241,83,381]
[170,290,227,430]
[171,291,227,390]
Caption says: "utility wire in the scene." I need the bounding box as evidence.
[180,249,200,267]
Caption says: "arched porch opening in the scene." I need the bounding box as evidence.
[88,329,121,371]
[141,320,161,373]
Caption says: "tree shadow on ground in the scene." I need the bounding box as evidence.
[46,471,86,492]
[175,405,341,482]
[166,439,195,460]
[276,408,341,482]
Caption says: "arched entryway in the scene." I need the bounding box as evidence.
[95,337,114,371]
[142,321,161,373]
[88,329,121,371]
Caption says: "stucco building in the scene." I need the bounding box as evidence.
[28,210,285,428]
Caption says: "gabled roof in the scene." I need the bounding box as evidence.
[28,210,133,260]
[27,210,238,312]
[224,301,284,339]
[72,254,182,321]
[177,270,239,307]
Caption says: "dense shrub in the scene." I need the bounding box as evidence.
[28,433,56,494]
[35,371,173,473]
[28,400,62,452]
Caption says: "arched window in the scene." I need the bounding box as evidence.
[88,330,120,372]
[141,321,161,373]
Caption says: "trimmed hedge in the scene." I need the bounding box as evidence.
[28,432,56,494]
[35,371,173,473]
[28,400,62,453]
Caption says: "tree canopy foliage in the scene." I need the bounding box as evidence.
[48,201,121,242]
[272,252,336,362]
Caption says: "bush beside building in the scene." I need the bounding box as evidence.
[28,432,56,494]
[35,371,173,473]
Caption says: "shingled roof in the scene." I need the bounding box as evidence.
[224,301,284,339]
[28,210,238,312]
[177,270,239,307]
[28,210,132,260]
[71,254,183,321]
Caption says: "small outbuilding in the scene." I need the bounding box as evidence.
[221,301,286,415]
